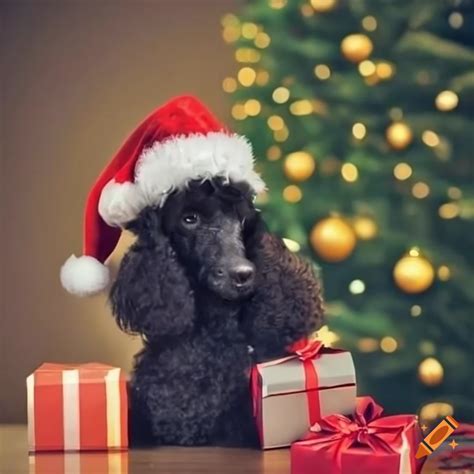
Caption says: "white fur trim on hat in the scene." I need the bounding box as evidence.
[98,132,266,227]
[60,254,110,296]
[98,181,148,227]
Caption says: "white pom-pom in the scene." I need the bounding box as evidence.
[60,254,110,297]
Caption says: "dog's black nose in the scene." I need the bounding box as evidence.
[230,264,255,287]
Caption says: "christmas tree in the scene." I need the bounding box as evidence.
[221,0,474,422]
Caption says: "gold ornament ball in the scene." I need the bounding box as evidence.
[393,255,435,294]
[386,122,413,150]
[341,34,373,63]
[310,0,337,12]
[418,357,444,386]
[310,217,357,262]
[284,151,315,182]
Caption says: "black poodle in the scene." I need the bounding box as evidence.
[110,177,324,447]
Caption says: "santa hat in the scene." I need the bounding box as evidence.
[60,95,265,297]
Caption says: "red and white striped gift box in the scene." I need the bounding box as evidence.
[29,451,128,474]
[26,363,128,452]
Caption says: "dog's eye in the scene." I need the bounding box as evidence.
[181,212,200,227]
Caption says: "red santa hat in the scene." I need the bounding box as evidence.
[60,95,265,296]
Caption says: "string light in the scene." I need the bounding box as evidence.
[282,238,301,252]
[380,337,398,353]
[320,157,341,175]
[237,67,257,86]
[269,0,287,9]
[419,341,436,356]
[435,90,459,111]
[357,338,378,352]
[312,99,328,115]
[349,279,365,294]
[254,32,271,48]
[389,108,403,121]
[272,86,290,104]
[412,182,430,199]
[300,4,314,17]
[437,265,451,281]
[314,64,331,80]
[358,60,376,77]
[341,163,358,182]
[222,77,237,93]
[386,122,413,150]
[266,145,282,161]
[340,34,373,63]
[267,115,285,131]
[411,305,422,317]
[274,126,289,142]
[420,403,453,422]
[221,14,239,27]
[422,130,440,147]
[416,70,432,86]
[244,99,261,116]
[353,216,378,240]
[352,122,367,139]
[283,185,303,203]
[447,187,462,200]
[393,162,412,181]
[241,22,259,39]
[364,75,380,86]
[289,100,313,115]
[418,357,444,386]
[439,202,460,219]
[231,103,247,120]
[284,151,315,181]
[310,0,337,12]
[235,48,261,63]
[361,15,377,31]
[222,24,241,43]
[448,12,463,29]
[433,137,452,161]
[376,62,394,79]
[255,69,270,85]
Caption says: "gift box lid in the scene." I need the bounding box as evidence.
[27,363,127,386]
[256,350,356,397]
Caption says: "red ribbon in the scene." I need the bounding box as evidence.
[251,338,338,427]
[294,396,416,470]
[287,338,325,425]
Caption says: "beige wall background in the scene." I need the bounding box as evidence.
[1,0,239,423]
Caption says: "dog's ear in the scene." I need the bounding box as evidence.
[110,208,195,341]
[242,207,269,255]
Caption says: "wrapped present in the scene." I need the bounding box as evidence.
[29,451,128,474]
[291,396,425,474]
[251,339,356,449]
[27,363,128,452]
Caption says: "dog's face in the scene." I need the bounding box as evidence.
[160,179,257,301]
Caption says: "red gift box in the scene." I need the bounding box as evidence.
[28,451,129,474]
[291,396,425,474]
[27,363,128,452]
[251,339,356,449]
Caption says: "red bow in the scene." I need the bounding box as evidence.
[286,338,325,361]
[295,397,416,468]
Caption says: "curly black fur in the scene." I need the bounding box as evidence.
[110,178,324,447]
